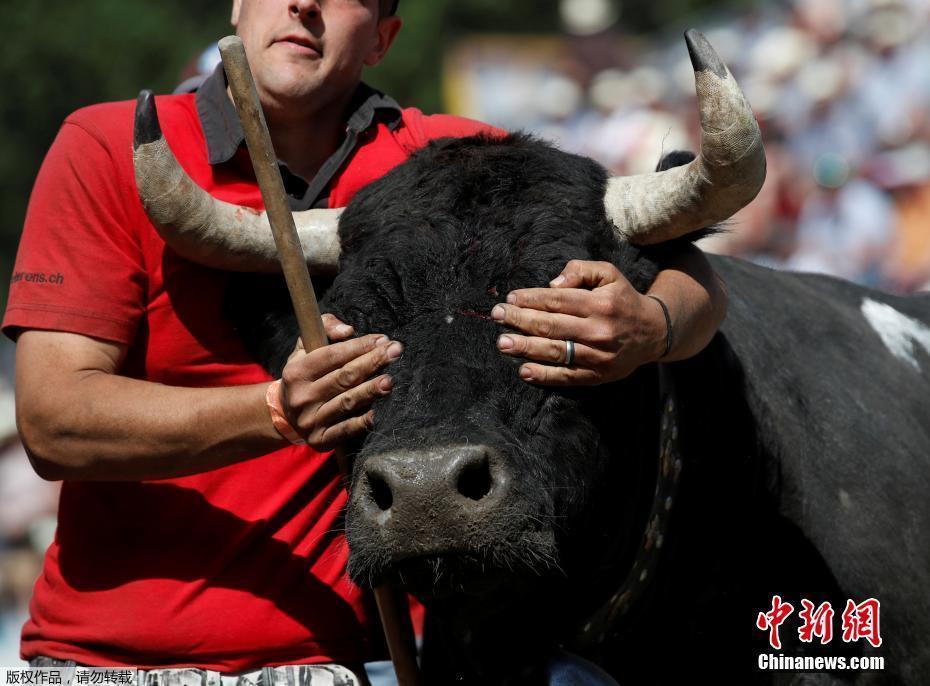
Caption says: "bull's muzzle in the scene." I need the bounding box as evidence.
[355,444,510,548]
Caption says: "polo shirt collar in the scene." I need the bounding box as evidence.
[195,62,403,167]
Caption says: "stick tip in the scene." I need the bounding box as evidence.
[218,35,244,55]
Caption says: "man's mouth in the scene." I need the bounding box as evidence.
[274,34,322,57]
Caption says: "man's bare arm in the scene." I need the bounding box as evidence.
[647,245,727,362]
[15,316,399,481]
[15,329,282,481]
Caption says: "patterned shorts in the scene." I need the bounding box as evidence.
[28,657,366,686]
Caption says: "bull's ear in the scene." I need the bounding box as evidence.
[656,150,697,172]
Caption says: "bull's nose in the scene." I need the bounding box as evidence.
[359,445,509,524]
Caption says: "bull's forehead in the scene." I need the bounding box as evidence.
[329,135,623,310]
[326,214,620,340]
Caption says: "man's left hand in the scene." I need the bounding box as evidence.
[491,260,666,386]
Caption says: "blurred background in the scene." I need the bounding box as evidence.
[2,0,929,666]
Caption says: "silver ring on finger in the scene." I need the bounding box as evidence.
[564,339,575,366]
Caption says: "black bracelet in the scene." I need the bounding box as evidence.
[646,294,674,359]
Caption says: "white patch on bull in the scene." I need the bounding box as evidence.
[445,314,454,324]
[839,489,852,510]
[861,297,930,370]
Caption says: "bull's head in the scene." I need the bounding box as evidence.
[325,129,664,605]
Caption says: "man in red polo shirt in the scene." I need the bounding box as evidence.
[2,0,727,680]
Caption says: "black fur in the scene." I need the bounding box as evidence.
[226,137,930,684]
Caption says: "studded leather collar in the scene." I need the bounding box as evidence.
[572,365,682,648]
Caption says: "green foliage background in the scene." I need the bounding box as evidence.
[0,0,741,306]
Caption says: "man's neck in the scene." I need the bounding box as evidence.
[231,86,356,182]
[269,113,344,181]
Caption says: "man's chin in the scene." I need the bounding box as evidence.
[254,67,328,106]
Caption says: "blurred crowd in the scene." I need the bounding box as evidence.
[456,0,930,292]
[0,380,58,666]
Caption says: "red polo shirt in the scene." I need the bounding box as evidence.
[2,88,498,671]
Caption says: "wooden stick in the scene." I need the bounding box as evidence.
[218,34,423,686]
[218,36,327,351]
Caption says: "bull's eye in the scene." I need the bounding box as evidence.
[456,455,493,501]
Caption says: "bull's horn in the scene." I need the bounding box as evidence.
[132,90,341,274]
[603,30,766,245]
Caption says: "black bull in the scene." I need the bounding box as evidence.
[230,134,930,685]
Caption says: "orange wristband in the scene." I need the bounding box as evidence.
[265,379,306,446]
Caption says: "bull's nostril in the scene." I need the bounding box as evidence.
[368,472,393,511]
[457,456,493,501]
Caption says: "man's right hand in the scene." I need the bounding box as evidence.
[278,314,402,451]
